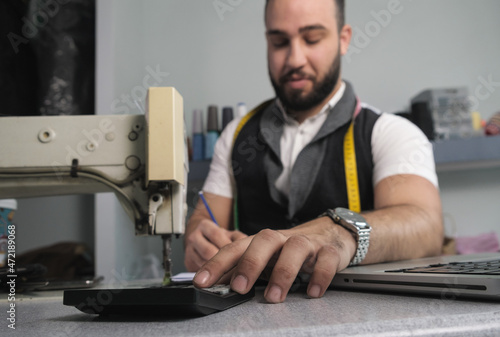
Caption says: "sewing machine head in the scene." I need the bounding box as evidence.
[0,87,188,281]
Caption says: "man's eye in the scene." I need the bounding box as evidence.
[304,34,322,45]
[271,39,288,48]
[306,39,320,45]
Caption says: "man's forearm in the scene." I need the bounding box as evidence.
[355,174,444,265]
[362,204,443,265]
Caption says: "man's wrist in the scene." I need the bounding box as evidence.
[320,208,371,266]
[323,216,358,266]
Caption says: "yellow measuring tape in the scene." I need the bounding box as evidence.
[231,100,361,229]
[232,99,272,144]
[344,121,361,213]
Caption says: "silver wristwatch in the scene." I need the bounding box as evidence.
[322,207,371,266]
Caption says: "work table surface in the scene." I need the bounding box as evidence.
[2,286,500,337]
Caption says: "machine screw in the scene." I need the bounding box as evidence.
[38,128,55,143]
[125,155,141,171]
[86,142,96,152]
[128,131,139,141]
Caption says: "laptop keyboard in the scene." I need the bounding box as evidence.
[386,258,500,275]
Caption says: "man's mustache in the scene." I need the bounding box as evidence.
[279,69,314,84]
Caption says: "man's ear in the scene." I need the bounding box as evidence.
[339,24,352,56]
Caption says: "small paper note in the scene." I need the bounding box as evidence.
[171,272,196,282]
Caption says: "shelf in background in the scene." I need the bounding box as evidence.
[187,137,500,178]
[433,136,500,172]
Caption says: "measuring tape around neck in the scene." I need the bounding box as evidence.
[344,99,362,213]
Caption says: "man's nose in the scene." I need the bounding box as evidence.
[286,40,307,70]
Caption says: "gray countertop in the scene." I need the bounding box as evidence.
[2,286,500,337]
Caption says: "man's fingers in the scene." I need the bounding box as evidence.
[307,245,341,298]
[193,237,252,288]
[185,220,234,264]
[230,230,248,241]
[215,266,236,285]
[188,229,220,263]
[199,220,233,249]
[264,235,315,303]
[184,245,207,272]
[230,229,286,295]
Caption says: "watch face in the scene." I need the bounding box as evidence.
[335,208,368,228]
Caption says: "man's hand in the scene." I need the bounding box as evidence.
[184,192,247,272]
[184,219,247,271]
[193,217,356,303]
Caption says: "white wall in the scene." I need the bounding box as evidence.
[95,0,500,279]
[344,0,500,117]
[15,195,94,254]
[124,0,500,131]
[438,168,500,238]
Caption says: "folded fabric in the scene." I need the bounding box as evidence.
[455,231,500,255]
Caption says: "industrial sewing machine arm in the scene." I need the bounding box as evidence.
[0,87,188,283]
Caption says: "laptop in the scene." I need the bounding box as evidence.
[330,253,500,301]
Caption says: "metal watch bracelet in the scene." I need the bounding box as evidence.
[320,208,371,266]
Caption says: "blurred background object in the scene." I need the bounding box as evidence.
[1,0,95,117]
[485,111,500,136]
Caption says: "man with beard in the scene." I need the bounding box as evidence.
[185,0,443,303]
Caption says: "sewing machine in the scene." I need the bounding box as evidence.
[0,87,187,284]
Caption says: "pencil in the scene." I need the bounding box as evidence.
[199,191,219,226]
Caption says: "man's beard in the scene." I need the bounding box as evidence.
[270,52,341,112]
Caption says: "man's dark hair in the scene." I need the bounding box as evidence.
[265,0,345,31]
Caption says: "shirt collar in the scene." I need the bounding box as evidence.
[276,81,346,125]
